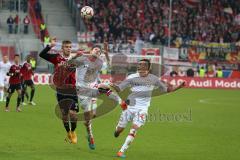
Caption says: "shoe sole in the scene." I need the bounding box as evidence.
[116,155,126,158]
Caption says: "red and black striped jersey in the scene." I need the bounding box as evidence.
[8,64,22,84]
[39,45,76,93]
[20,62,33,81]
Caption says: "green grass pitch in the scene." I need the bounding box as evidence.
[0,86,239,160]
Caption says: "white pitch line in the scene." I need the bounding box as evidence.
[198,98,239,105]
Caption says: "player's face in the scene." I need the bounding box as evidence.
[62,43,72,57]
[137,61,150,77]
[14,56,19,64]
[91,47,101,58]
[2,56,8,63]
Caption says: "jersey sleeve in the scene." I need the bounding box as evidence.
[117,75,133,91]
[39,45,59,65]
[68,56,85,67]
[152,75,168,93]
[8,65,14,74]
[7,65,16,76]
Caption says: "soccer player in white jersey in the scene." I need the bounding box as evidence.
[111,59,185,158]
[69,45,111,149]
[0,55,11,101]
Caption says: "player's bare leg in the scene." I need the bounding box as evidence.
[114,127,125,138]
[91,99,97,118]
[84,111,95,150]
[16,89,22,112]
[69,110,78,144]
[117,124,139,158]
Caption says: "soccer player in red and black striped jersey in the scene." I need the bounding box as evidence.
[39,38,79,144]
[5,54,22,112]
[20,55,35,105]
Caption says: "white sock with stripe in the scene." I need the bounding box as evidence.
[119,128,137,153]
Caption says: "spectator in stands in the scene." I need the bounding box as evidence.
[30,57,37,71]
[14,14,19,34]
[216,67,223,78]
[170,70,178,77]
[170,66,178,77]
[186,68,194,77]
[23,15,30,34]
[82,0,240,45]
[199,66,206,78]
[34,0,42,19]
[7,15,14,34]
[43,35,50,47]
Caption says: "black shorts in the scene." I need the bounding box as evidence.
[8,83,22,94]
[23,80,34,87]
[56,92,79,113]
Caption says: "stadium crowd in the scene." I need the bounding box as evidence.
[78,0,240,45]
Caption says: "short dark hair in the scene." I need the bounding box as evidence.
[139,59,151,70]
[62,40,72,45]
[92,45,101,50]
[14,54,20,57]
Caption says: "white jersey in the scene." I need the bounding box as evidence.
[0,61,11,76]
[72,56,103,87]
[0,61,11,87]
[117,73,168,112]
[68,56,103,112]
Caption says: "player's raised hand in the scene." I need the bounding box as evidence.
[179,81,186,88]
[167,81,185,92]
[50,37,57,48]
[76,50,84,57]
[103,40,110,66]
[71,50,84,59]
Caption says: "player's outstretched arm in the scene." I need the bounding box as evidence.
[155,75,185,94]
[110,83,121,92]
[70,50,84,60]
[6,66,15,76]
[67,57,84,67]
[6,72,14,76]
[167,81,185,93]
[110,78,131,93]
[39,37,57,62]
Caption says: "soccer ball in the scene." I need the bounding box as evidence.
[80,6,94,19]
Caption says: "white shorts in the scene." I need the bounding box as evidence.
[78,96,97,112]
[117,108,148,128]
[0,76,9,88]
[77,82,99,112]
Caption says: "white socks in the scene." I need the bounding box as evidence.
[85,121,93,138]
[119,128,137,153]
